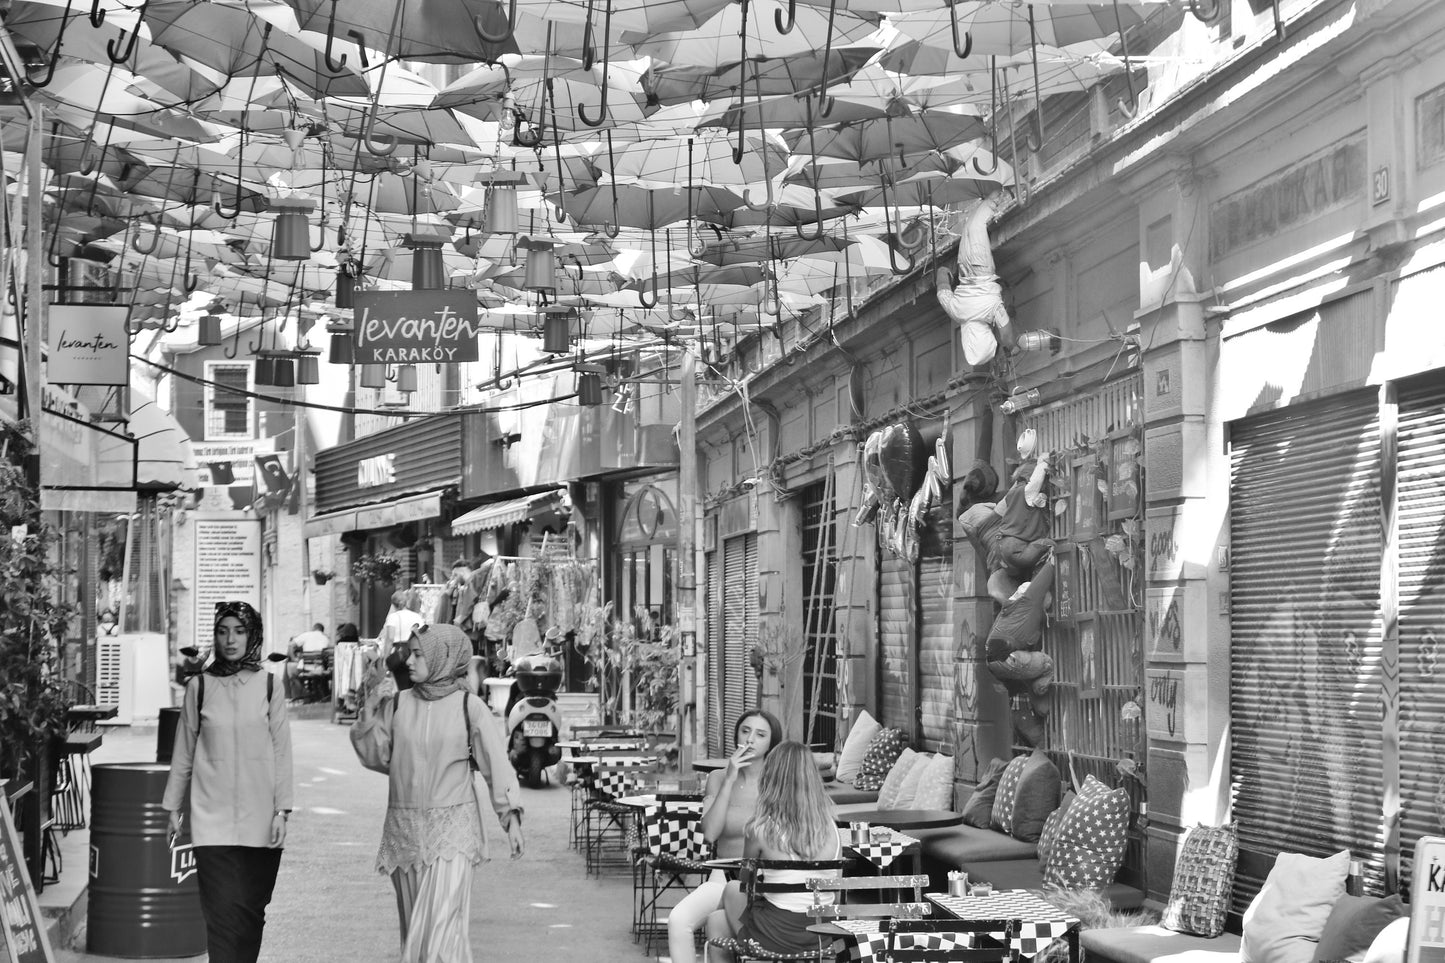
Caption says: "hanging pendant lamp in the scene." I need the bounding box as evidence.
[359,364,386,389]
[269,197,315,261]
[396,364,417,394]
[520,237,557,297]
[296,352,320,385]
[198,313,223,346]
[272,356,296,388]
[483,187,519,235]
[335,271,356,309]
[254,352,277,386]
[405,230,449,290]
[577,372,603,407]
[542,309,571,354]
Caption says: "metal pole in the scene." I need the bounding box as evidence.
[676,349,697,770]
[22,107,44,488]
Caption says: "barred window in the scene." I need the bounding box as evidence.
[204,363,252,440]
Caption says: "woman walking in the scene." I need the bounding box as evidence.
[666,710,781,963]
[163,601,293,963]
[351,623,525,963]
[706,742,842,962]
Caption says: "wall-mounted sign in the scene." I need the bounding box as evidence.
[47,304,130,385]
[618,483,678,547]
[192,516,261,656]
[357,453,395,488]
[0,792,55,962]
[352,291,481,364]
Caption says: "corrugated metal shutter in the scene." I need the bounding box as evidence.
[1396,375,1445,888]
[1229,390,1386,908]
[878,533,915,739]
[721,534,759,742]
[918,554,953,753]
[706,549,722,755]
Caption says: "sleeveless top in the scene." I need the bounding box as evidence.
[763,832,843,913]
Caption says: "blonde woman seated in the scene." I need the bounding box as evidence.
[705,742,841,962]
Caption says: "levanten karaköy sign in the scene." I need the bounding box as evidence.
[352,291,481,364]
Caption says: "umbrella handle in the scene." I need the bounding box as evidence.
[362,106,397,157]
[25,0,74,89]
[945,0,972,59]
[579,1,614,132]
[638,222,658,308]
[131,214,159,255]
[814,0,839,116]
[972,57,1000,176]
[1112,0,1138,119]
[106,0,147,66]
[88,0,105,27]
[774,0,795,35]
[1023,5,1045,152]
[475,0,517,44]
[323,0,348,72]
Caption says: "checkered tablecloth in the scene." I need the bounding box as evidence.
[927,889,1081,959]
[593,758,656,799]
[836,826,920,870]
[825,919,972,963]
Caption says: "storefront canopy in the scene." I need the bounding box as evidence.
[304,489,448,539]
[450,490,567,536]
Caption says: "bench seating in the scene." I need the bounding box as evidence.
[824,783,880,805]
[1081,926,1241,963]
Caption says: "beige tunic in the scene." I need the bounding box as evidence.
[163,669,294,847]
[349,689,523,874]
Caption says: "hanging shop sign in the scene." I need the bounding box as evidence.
[1407,836,1445,963]
[352,291,482,364]
[618,483,678,547]
[46,304,130,386]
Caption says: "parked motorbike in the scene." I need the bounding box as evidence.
[503,653,563,789]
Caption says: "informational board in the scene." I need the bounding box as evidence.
[0,798,55,963]
[1408,835,1445,963]
[192,516,262,655]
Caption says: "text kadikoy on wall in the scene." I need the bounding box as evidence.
[352,291,482,364]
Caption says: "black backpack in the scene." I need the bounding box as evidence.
[194,671,274,738]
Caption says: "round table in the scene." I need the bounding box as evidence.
[691,757,728,773]
[832,808,965,831]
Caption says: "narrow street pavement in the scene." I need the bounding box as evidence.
[62,709,649,963]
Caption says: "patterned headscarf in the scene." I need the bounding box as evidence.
[208,601,264,676]
[406,623,471,702]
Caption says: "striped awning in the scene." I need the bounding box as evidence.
[450,489,566,536]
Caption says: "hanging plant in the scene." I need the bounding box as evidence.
[351,552,402,584]
[311,567,335,585]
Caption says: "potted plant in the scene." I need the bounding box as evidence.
[311,567,335,585]
[351,552,402,584]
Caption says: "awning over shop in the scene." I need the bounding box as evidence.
[450,489,566,536]
[304,489,447,539]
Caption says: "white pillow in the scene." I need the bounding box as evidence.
[877,749,922,809]
[911,753,956,810]
[893,752,933,809]
[1361,918,1410,963]
[835,710,882,784]
[1241,850,1350,963]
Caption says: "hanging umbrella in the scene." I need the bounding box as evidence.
[277,0,518,64]
[634,0,880,73]
[785,143,1013,191]
[889,2,1156,58]
[143,1,371,100]
[330,104,489,149]
[559,183,743,232]
[694,231,852,266]
[639,46,881,106]
[601,131,788,190]
[696,94,889,132]
[837,171,1003,211]
[782,107,986,166]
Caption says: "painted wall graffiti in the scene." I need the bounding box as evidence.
[1148,670,1180,738]
[1147,585,1183,655]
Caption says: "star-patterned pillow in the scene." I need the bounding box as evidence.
[852,727,907,791]
[1041,775,1131,890]
[1037,789,1076,868]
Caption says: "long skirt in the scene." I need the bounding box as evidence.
[391,854,476,963]
[193,845,284,963]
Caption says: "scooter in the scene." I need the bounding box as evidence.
[504,653,563,789]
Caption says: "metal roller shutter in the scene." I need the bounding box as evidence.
[1396,375,1445,889]
[878,533,916,739]
[706,550,722,755]
[918,555,953,753]
[1229,390,1385,907]
[722,535,749,743]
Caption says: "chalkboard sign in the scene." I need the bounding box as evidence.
[0,797,55,963]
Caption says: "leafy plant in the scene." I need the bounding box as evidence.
[576,606,679,736]
[351,552,401,584]
[0,421,75,778]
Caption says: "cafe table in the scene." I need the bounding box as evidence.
[928,888,1082,963]
[691,757,728,773]
[836,826,923,876]
[832,809,965,831]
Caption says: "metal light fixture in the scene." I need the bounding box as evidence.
[254,352,277,386]
[396,363,418,394]
[542,310,571,354]
[272,356,296,388]
[269,197,315,261]
[335,271,356,309]
[198,313,222,346]
[405,230,448,290]
[577,372,603,407]
[999,387,1041,415]
[1017,328,1062,353]
[483,187,519,235]
[327,330,354,365]
[359,363,386,389]
[296,352,320,384]
[519,237,557,297]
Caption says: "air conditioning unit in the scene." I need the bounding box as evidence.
[95,633,172,726]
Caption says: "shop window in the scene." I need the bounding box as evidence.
[204,362,253,440]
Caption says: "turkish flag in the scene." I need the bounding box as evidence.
[207,461,235,486]
[254,453,290,494]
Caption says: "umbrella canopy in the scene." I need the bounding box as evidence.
[783,107,987,167]
[559,183,744,231]
[278,0,518,63]
[640,46,882,106]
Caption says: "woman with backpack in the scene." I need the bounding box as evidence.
[163,601,294,963]
[350,622,525,962]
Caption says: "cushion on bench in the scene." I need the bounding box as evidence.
[915,823,1039,863]
[825,785,881,805]
[1081,925,1241,963]
[958,858,1146,910]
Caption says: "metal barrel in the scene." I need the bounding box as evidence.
[87,762,206,958]
[155,707,181,764]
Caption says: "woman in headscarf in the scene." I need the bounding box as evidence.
[163,601,293,963]
[351,623,525,963]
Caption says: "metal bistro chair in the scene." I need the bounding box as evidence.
[704,857,849,963]
[634,791,711,953]
[568,735,648,851]
[885,918,1023,963]
[806,872,934,923]
[583,755,661,877]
